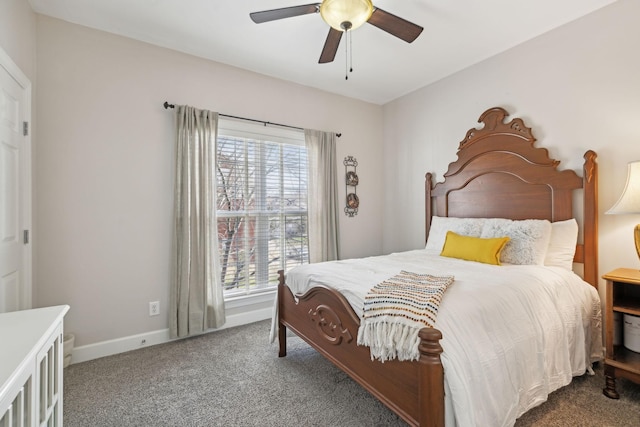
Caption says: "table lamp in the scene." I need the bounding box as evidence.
[606,160,640,261]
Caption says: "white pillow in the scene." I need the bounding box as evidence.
[480,218,552,265]
[544,219,578,271]
[426,216,485,252]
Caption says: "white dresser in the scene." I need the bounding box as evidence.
[0,305,70,426]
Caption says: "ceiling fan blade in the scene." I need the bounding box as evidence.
[367,8,423,43]
[250,4,319,24]
[319,28,343,64]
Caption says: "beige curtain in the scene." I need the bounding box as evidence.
[170,105,225,338]
[304,129,340,262]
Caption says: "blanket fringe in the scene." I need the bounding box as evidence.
[357,320,422,362]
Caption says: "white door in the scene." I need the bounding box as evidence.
[0,48,31,313]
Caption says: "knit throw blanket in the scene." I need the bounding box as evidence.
[357,270,454,362]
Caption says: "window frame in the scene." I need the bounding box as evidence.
[216,118,309,299]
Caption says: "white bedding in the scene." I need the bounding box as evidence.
[280,249,602,427]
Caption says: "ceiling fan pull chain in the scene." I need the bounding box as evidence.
[349,30,353,74]
[344,29,354,80]
[345,29,349,80]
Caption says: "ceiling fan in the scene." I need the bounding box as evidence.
[249,0,423,65]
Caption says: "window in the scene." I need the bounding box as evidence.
[216,119,308,297]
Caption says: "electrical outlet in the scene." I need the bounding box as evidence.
[149,301,160,316]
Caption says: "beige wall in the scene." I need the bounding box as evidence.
[0,0,37,81]
[382,0,640,296]
[34,15,384,347]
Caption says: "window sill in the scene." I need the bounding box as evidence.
[224,290,277,309]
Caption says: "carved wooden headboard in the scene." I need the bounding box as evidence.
[425,107,598,287]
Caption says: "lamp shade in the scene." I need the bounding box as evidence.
[606,161,640,214]
[320,0,374,31]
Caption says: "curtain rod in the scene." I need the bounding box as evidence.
[163,102,341,137]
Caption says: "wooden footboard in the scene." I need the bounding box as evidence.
[277,271,445,427]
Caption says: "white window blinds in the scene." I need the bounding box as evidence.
[216,119,308,296]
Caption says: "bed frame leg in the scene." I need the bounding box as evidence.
[278,323,287,357]
[278,269,287,358]
[418,327,445,427]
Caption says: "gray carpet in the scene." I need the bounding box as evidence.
[64,320,640,426]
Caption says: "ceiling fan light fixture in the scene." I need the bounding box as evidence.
[320,0,374,31]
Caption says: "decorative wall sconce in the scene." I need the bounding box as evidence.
[344,156,359,217]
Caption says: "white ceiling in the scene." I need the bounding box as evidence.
[28,0,617,105]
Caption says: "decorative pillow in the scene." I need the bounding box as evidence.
[440,231,510,265]
[480,218,552,265]
[426,216,485,252]
[544,219,579,271]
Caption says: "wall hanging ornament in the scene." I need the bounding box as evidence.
[344,156,359,217]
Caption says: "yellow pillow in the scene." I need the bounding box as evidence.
[440,231,510,265]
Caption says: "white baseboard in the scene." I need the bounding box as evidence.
[69,307,272,364]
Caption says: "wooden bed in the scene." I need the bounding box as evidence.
[276,107,599,427]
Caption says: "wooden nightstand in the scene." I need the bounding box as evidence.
[603,268,640,398]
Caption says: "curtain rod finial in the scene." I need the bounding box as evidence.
[163,101,175,109]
